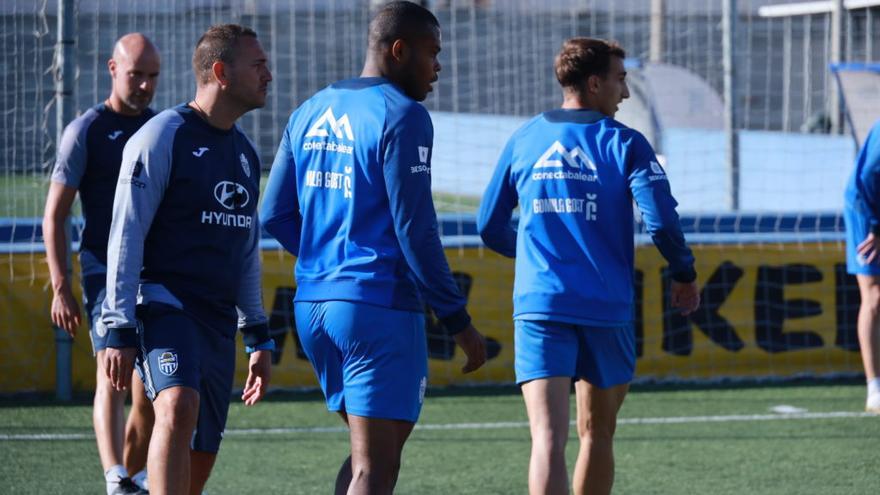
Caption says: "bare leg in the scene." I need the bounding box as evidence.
[335,412,352,495]
[147,386,199,495]
[124,371,154,476]
[856,275,880,381]
[189,450,218,495]
[521,377,571,495]
[94,350,128,472]
[346,414,415,495]
[571,381,629,495]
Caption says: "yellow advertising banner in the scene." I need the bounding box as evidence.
[0,242,863,393]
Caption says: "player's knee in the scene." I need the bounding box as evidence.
[533,425,569,456]
[153,388,199,430]
[94,376,126,403]
[130,393,154,418]
[577,415,616,444]
[351,463,395,492]
[862,290,880,313]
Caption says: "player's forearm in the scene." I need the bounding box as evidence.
[42,215,71,292]
[476,195,516,257]
[236,232,270,336]
[477,221,516,258]
[261,215,301,255]
[397,225,472,333]
[477,159,517,257]
[650,227,697,282]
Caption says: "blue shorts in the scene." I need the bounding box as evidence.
[844,205,880,275]
[81,273,109,354]
[294,301,427,423]
[135,302,235,453]
[514,319,635,389]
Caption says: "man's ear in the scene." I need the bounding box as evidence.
[211,61,228,88]
[587,74,602,95]
[108,58,117,78]
[390,39,408,64]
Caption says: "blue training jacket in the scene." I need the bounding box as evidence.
[477,109,695,325]
[261,77,471,333]
[845,120,880,232]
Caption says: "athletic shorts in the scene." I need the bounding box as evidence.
[514,319,635,389]
[135,302,236,453]
[81,273,109,354]
[294,300,427,423]
[844,204,880,275]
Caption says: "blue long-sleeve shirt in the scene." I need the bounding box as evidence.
[845,120,880,232]
[477,109,695,325]
[261,77,471,333]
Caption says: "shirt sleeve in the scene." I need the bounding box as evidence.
[101,120,175,348]
[854,123,880,233]
[477,139,518,258]
[382,105,471,333]
[260,123,302,255]
[236,210,270,346]
[50,113,93,189]
[627,132,696,283]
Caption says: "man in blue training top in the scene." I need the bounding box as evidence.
[843,118,880,414]
[44,33,159,495]
[101,24,274,494]
[261,2,487,493]
[477,38,700,495]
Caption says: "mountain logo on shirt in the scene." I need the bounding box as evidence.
[192,147,209,157]
[650,161,664,174]
[418,146,430,163]
[214,181,251,210]
[107,130,123,141]
[305,107,354,141]
[533,141,597,172]
[240,153,251,178]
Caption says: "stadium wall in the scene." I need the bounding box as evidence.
[0,216,863,394]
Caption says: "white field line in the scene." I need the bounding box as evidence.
[1,411,876,441]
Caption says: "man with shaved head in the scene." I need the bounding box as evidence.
[44,33,159,494]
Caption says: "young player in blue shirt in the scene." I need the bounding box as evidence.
[843,118,880,414]
[261,2,487,492]
[101,25,274,494]
[478,38,700,495]
[44,33,159,495]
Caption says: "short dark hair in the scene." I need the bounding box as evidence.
[554,38,626,89]
[368,1,439,49]
[192,24,257,85]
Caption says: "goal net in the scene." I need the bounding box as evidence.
[2,0,879,394]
